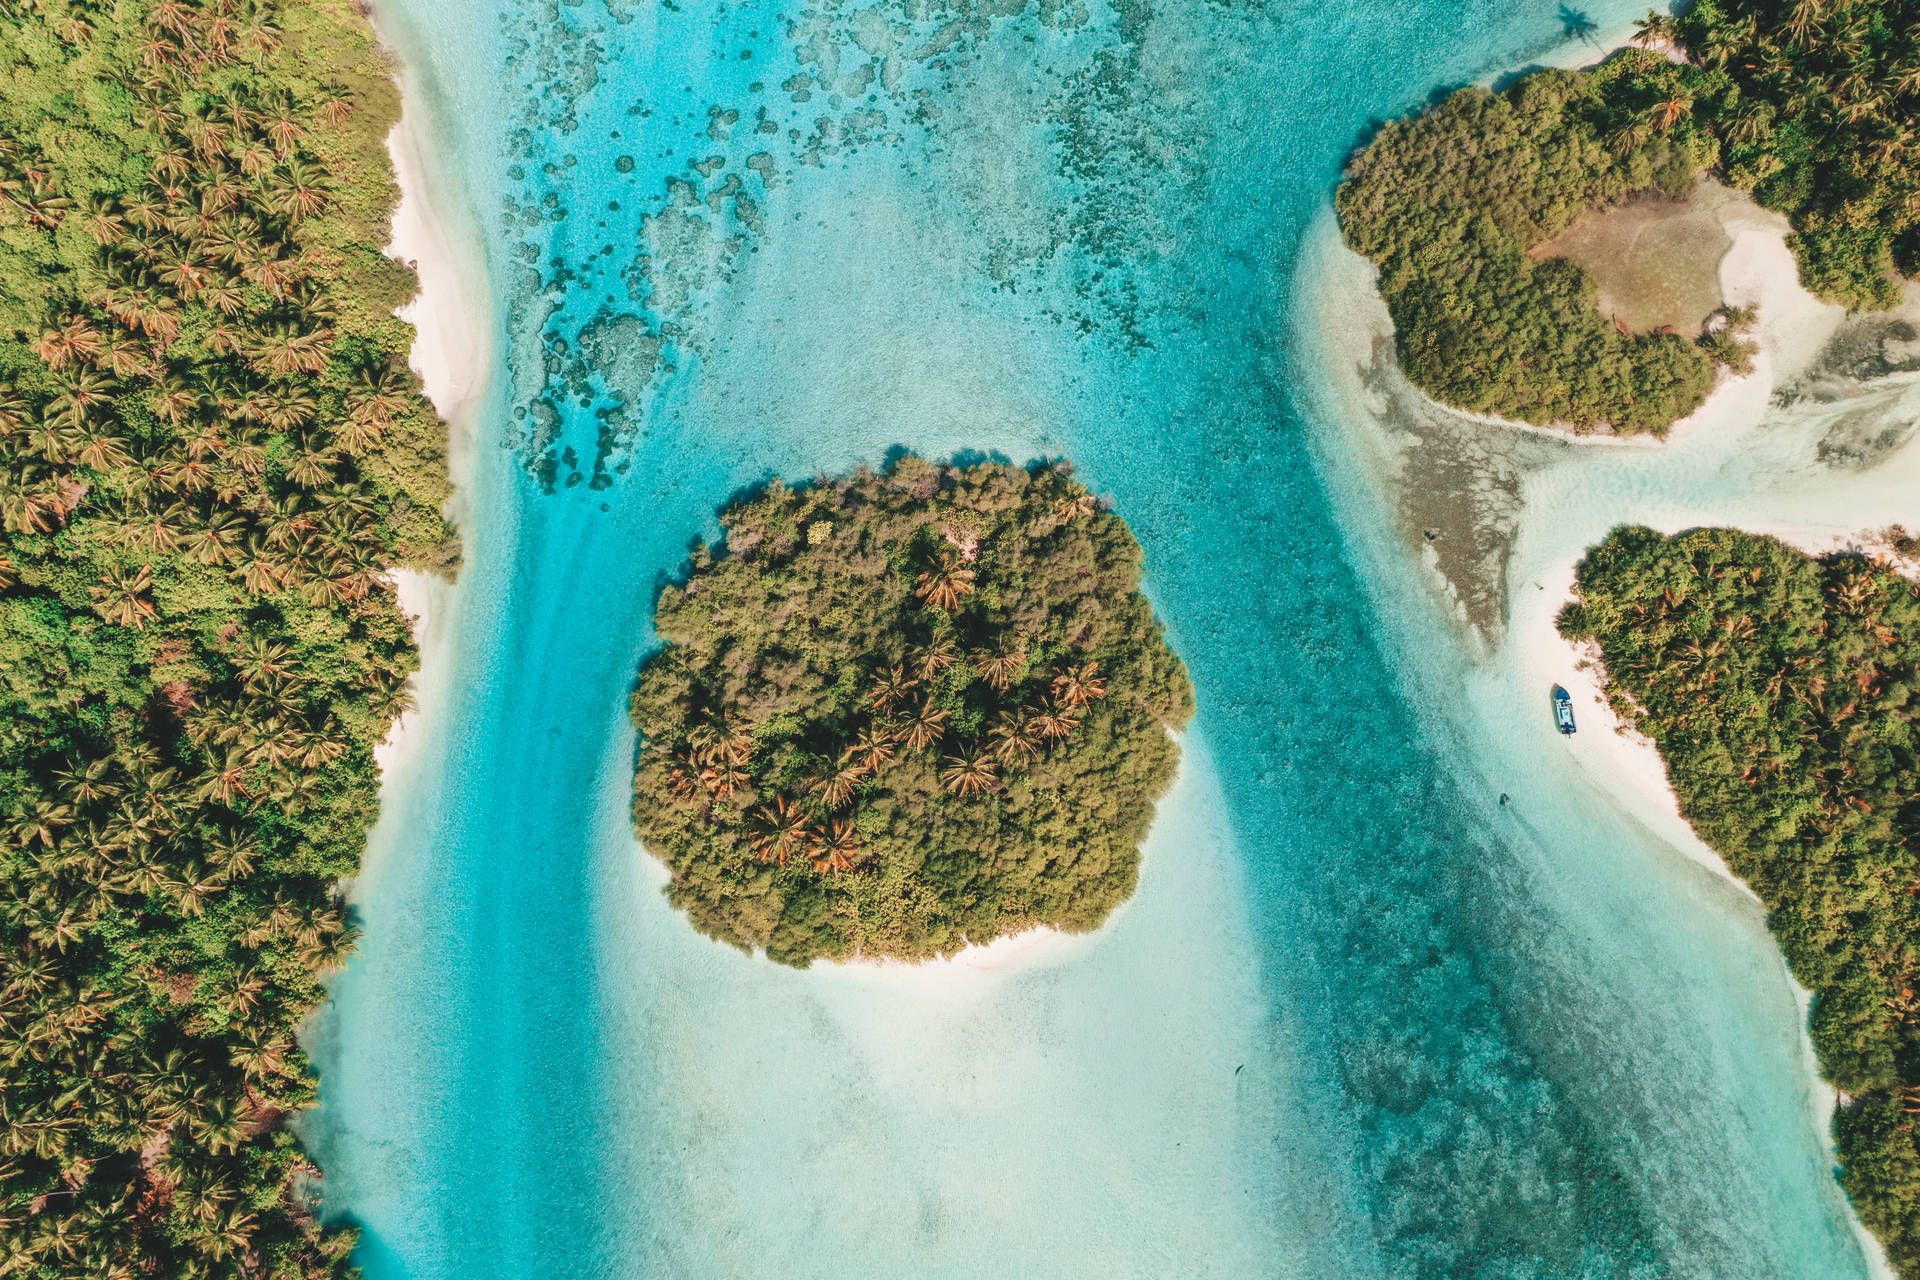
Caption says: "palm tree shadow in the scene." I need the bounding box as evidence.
[1559,5,1599,45]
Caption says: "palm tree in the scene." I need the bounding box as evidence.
[817,762,867,810]
[51,757,118,807]
[31,317,101,370]
[301,923,360,972]
[1725,105,1773,147]
[0,387,29,433]
[698,760,749,799]
[938,747,1000,795]
[11,796,73,849]
[149,0,195,35]
[181,512,243,565]
[244,321,332,375]
[1784,0,1824,49]
[96,331,154,378]
[810,820,861,875]
[987,717,1040,765]
[197,1206,257,1261]
[265,158,329,220]
[261,104,305,155]
[232,536,290,595]
[847,727,897,774]
[284,444,335,489]
[913,637,958,680]
[73,425,134,473]
[688,717,753,767]
[0,468,58,534]
[914,554,975,610]
[1630,8,1675,49]
[869,664,917,712]
[195,748,251,805]
[749,796,811,866]
[1608,117,1655,156]
[1051,661,1107,707]
[1054,487,1096,521]
[1650,93,1693,130]
[351,362,415,420]
[1027,702,1082,742]
[91,565,157,629]
[228,1032,287,1080]
[900,697,950,751]
[257,385,317,430]
[46,370,115,424]
[205,833,259,879]
[120,502,184,554]
[78,196,125,245]
[974,642,1027,692]
[317,84,356,127]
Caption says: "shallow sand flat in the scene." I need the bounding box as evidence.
[1302,205,1918,1280]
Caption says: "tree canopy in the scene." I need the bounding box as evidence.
[1675,0,1920,309]
[0,0,451,1272]
[1339,0,1920,434]
[629,455,1194,968]
[1563,527,1920,1275]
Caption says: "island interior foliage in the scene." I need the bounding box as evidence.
[1338,0,1919,434]
[0,0,451,1272]
[1563,528,1920,1277]
[630,456,1194,968]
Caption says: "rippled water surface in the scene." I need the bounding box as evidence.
[302,0,1889,1275]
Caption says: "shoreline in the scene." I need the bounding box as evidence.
[1398,185,1839,451]
[817,924,1094,982]
[1303,58,1912,1268]
[1515,539,1898,1280]
[368,45,492,781]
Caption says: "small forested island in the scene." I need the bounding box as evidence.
[0,0,449,1274]
[629,455,1194,968]
[1562,527,1920,1274]
[1338,0,1917,435]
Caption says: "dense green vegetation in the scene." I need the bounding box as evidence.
[1338,63,1722,434]
[1562,527,1920,1276]
[630,456,1193,968]
[1338,0,1920,432]
[1670,0,1920,309]
[0,0,451,1272]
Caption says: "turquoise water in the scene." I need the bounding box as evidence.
[302,0,1881,1275]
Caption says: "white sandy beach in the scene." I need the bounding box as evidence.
[819,925,1095,984]
[369,83,493,776]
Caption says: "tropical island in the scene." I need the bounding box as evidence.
[1337,0,1918,435]
[1334,0,1920,1267]
[0,0,449,1273]
[1561,527,1920,1275]
[629,454,1193,968]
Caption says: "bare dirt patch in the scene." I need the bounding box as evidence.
[1529,181,1741,336]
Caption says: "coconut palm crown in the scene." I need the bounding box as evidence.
[629,455,1193,968]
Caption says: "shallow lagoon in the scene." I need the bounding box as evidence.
[303,0,1895,1275]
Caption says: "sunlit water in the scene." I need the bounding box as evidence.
[299,0,1908,1275]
